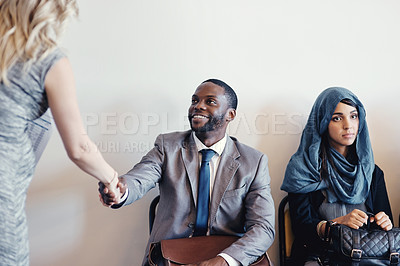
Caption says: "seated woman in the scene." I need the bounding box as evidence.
[281,87,393,265]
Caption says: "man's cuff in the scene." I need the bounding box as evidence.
[218,253,240,266]
[119,188,128,203]
[111,189,129,209]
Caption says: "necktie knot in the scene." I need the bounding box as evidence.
[200,149,216,163]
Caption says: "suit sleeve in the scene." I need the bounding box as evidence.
[222,154,275,265]
[118,134,165,206]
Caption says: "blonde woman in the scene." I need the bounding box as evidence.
[0,1,120,264]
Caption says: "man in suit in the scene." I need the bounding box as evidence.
[99,79,275,266]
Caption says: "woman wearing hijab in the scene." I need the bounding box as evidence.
[0,1,121,265]
[281,87,393,265]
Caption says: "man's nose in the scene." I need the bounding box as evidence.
[194,100,206,110]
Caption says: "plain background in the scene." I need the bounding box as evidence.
[26,1,400,265]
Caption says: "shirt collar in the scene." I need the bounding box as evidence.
[192,132,227,156]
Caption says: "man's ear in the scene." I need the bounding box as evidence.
[226,108,236,122]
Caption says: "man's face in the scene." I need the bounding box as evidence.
[188,82,231,133]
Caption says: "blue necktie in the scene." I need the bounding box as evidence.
[193,149,216,236]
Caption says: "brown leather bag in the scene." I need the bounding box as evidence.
[148,235,271,266]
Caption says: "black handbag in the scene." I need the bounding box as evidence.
[323,219,400,266]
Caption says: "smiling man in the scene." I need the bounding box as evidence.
[99,79,275,266]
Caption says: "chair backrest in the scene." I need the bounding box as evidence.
[278,195,294,266]
[149,195,160,234]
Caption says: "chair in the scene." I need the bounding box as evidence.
[149,195,160,234]
[278,195,294,266]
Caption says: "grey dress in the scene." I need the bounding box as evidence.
[0,49,64,266]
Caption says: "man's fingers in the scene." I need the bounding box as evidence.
[102,198,117,207]
[98,181,120,207]
[98,182,105,193]
[99,194,111,207]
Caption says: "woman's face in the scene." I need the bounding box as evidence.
[328,102,359,156]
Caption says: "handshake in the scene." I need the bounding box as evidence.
[98,177,127,207]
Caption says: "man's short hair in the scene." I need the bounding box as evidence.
[202,79,238,110]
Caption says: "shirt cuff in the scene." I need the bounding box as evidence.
[218,253,240,266]
[119,188,129,203]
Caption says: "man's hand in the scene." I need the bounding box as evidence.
[98,177,127,207]
[186,256,228,266]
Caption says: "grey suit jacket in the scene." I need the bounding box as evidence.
[120,130,275,266]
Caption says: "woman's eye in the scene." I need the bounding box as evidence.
[332,116,341,121]
[351,114,358,119]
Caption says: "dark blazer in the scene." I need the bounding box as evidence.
[116,130,275,266]
[288,165,393,263]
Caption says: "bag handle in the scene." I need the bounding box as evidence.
[364,211,387,231]
[365,211,376,230]
[322,220,336,243]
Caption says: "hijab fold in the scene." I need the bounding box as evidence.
[281,87,374,204]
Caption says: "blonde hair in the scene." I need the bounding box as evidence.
[0,0,78,85]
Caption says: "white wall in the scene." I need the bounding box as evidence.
[27,1,400,265]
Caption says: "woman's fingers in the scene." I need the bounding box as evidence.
[336,209,366,229]
[374,211,387,222]
[374,212,392,231]
[350,209,368,227]
[337,210,393,231]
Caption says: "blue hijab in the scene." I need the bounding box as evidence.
[281,87,374,204]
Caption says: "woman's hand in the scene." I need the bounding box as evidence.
[371,212,393,231]
[332,209,368,229]
[105,180,121,203]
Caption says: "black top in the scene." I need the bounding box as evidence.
[288,165,393,263]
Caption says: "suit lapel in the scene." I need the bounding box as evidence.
[209,137,240,225]
[181,132,200,207]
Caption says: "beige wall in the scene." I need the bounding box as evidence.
[27,1,400,265]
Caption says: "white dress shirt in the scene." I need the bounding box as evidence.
[192,133,240,266]
[192,132,226,196]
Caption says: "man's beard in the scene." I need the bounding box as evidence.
[189,114,225,133]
